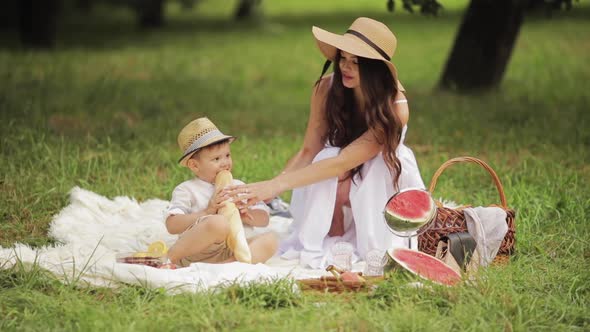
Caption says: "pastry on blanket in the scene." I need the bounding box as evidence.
[214,170,252,263]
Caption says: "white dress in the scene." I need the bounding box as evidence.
[279,123,426,269]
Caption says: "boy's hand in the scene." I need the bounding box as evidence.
[206,187,229,215]
[239,207,254,225]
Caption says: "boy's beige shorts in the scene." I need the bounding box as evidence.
[178,215,234,267]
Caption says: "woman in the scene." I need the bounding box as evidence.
[228,17,425,268]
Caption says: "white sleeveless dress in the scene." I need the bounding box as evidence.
[280,122,426,269]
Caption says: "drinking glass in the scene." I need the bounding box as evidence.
[331,241,354,271]
[363,249,387,276]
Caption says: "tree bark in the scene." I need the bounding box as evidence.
[234,0,260,20]
[76,0,92,12]
[18,0,59,48]
[438,0,527,92]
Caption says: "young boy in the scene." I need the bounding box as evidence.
[166,117,278,267]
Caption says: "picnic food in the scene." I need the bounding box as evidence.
[384,188,436,232]
[117,254,165,268]
[340,271,364,282]
[326,265,367,283]
[386,248,461,286]
[215,170,252,263]
[147,240,168,257]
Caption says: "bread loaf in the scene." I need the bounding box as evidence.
[214,170,252,263]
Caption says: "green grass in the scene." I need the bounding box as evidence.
[1,0,589,330]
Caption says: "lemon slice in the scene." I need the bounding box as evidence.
[147,240,168,257]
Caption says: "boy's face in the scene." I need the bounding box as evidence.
[187,142,233,183]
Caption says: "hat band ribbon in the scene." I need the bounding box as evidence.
[345,29,391,60]
[183,129,224,157]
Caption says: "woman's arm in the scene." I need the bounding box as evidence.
[280,76,331,174]
[229,129,383,206]
[227,84,411,205]
[276,130,382,192]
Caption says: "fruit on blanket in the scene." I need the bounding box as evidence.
[340,271,365,283]
[386,248,461,286]
[326,265,366,283]
[118,254,165,268]
[384,188,436,232]
[147,240,168,257]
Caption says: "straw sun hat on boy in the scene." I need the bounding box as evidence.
[177,117,236,166]
[312,17,405,91]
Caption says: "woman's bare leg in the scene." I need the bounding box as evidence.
[167,215,229,265]
[328,175,352,237]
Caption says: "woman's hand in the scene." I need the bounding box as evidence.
[224,179,283,209]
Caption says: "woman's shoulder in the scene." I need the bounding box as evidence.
[314,74,333,95]
[392,90,409,126]
[393,90,407,103]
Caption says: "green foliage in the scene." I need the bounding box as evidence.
[217,278,301,308]
[394,0,444,16]
[0,0,589,330]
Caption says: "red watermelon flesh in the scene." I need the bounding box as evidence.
[386,189,433,219]
[384,189,436,232]
[388,248,461,286]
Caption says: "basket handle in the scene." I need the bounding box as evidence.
[428,156,508,209]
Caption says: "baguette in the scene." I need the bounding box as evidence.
[214,170,252,263]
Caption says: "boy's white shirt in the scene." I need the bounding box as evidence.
[167,177,270,218]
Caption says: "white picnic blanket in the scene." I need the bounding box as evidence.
[0,187,364,293]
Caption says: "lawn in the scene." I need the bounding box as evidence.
[0,0,588,330]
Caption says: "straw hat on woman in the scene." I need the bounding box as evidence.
[226,17,425,268]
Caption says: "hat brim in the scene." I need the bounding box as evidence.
[178,136,236,167]
[312,26,405,92]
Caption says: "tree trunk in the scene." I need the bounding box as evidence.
[438,0,527,92]
[76,0,92,12]
[137,0,164,28]
[234,0,260,20]
[18,0,59,48]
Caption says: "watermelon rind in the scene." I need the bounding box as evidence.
[385,248,461,286]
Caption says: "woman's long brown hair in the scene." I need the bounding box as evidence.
[316,51,403,187]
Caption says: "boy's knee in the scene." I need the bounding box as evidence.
[263,232,279,253]
[201,215,230,239]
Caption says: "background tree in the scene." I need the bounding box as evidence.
[390,0,579,92]
[438,0,527,92]
[9,0,580,91]
[18,0,60,48]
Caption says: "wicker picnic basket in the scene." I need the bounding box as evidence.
[417,157,516,262]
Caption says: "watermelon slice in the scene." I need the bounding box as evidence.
[386,248,462,286]
[383,188,436,232]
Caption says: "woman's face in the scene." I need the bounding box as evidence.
[338,50,360,88]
